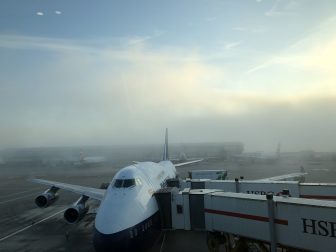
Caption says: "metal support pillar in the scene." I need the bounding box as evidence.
[266,193,276,252]
[234,178,239,193]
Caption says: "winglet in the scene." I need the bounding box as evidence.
[162,128,169,161]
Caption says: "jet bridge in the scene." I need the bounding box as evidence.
[180,179,336,200]
[155,188,336,251]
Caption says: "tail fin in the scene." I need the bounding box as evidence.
[162,128,169,161]
[300,165,305,173]
[80,150,84,162]
[276,142,281,157]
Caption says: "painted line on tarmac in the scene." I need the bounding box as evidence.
[0,188,41,199]
[0,208,66,242]
[0,193,40,204]
[160,233,166,252]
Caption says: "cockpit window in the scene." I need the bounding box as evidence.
[113,178,142,188]
[135,178,142,185]
[123,179,136,188]
[114,179,123,188]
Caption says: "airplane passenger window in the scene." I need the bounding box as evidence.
[123,179,136,187]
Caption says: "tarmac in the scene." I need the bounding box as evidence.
[0,156,335,251]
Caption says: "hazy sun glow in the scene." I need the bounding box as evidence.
[0,0,336,151]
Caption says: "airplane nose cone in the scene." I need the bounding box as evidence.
[93,227,130,252]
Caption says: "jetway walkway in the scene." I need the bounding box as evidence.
[180,179,336,200]
[156,180,336,251]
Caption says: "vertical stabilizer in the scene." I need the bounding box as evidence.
[276,142,281,157]
[162,128,169,161]
[80,150,84,163]
[275,142,281,159]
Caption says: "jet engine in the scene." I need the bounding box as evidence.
[35,186,59,208]
[64,195,89,224]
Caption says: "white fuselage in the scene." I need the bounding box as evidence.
[93,161,176,251]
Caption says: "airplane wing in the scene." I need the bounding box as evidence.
[174,159,204,167]
[29,178,106,201]
[254,172,308,182]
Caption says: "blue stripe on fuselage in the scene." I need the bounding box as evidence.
[93,211,161,252]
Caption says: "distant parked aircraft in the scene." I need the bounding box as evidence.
[232,143,281,163]
[73,151,106,167]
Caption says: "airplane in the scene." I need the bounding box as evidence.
[30,129,203,251]
[73,151,106,167]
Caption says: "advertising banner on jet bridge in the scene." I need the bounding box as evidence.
[204,192,336,252]
[275,198,336,251]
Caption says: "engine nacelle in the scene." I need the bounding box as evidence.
[35,187,59,208]
[64,196,89,224]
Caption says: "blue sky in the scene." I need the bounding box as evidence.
[1,0,336,151]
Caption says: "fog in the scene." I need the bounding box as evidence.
[1,1,336,152]
[1,81,335,152]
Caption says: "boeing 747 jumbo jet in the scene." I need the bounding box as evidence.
[30,129,202,251]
